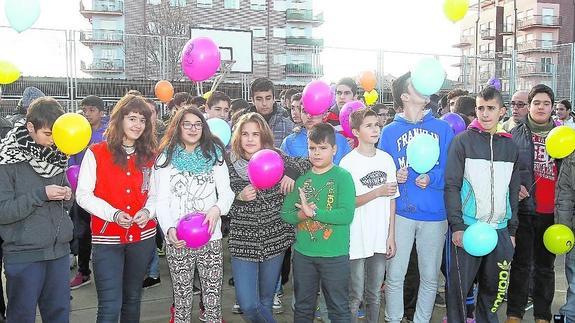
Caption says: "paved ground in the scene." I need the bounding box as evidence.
[58,239,568,323]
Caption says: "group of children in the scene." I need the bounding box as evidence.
[0,71,574,323]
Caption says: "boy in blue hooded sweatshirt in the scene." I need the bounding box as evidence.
[377,72,453,323]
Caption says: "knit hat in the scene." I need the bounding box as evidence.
[17,87,45,110]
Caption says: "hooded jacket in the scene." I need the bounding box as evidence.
[377,110,454,221]
[445,120,520,235]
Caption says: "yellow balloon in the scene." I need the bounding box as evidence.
[52,113,92,155]
[0,60,21,85]
[444,0,469,23]
[545,125,575,159]
[543,224,574,255]
[202,90,213,100]
[364,89,379,106]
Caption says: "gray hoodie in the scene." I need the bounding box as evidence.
[0,162,73,264]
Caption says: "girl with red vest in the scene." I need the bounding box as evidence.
[145,107,234,322]
[76,94,157,323]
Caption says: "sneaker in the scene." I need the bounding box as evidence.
[442,316,447,323]
[142,277,160,289]
[357,309,366,318]
[273,294,283,314]
[232,302,243,314]
[435,293,446,308]
[193,285,201,295]
[466,318,476,323]
[70,272,91,290]
[277,291,284,298]
[525,296,534,311]
[169,304,175,323]
[314,305,322,320]
[228,277,235,286]
[198,309,206,322]
[157,246,166,257]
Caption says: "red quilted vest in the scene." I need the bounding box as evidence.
[90,142,156,244]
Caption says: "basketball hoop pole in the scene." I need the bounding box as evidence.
[210,60,236,92]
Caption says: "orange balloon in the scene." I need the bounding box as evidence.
[359,71,377,92]
[155,80,174,103]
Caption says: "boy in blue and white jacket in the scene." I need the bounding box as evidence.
[444,86,520,322]
[377,72,453,323]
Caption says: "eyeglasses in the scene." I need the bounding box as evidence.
[510,101,527,109]
[181,121,203,130]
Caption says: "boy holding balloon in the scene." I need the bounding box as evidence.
[0,97,74,323]
[444,86,520,322]
[377,71,453,323]
[282,123,356,322]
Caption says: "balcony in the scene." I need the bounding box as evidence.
[286,9,323,26]
[517,39,558,53]
[517,64,553,77]
[501,23,514,35]
[479,49,495,59]
[81,58,125,73]
[286,37,324,47]
[453,35,473,48]
[517,15,561,30]
[80,29,123,45]
[80,0,124,18]
[285,63,323,76]
[481,28,495,40]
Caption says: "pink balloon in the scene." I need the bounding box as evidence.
[339,100,366,137]
[176,212,212,249]
[181,37,221,82]
[247,149,284,190]
[66,165,80,191]
[302,80,332,116]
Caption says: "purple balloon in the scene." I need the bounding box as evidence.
[488,77,502,91]
[181,37,221,82]
[176,212,212,249]
[441,112,467,135]
[339,100,366,137]
[247,149,284,190]
[302,80,332,116]
[66,165,80,191]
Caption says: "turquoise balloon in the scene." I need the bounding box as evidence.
[406,133,439,174]
[207,118,231,146]
[463,222,498,256]
[411,57,446,96]
[5,0,41,33]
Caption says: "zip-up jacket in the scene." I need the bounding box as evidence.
[510,120,561,215]
[555,152,575,230]
[445,120,521,235]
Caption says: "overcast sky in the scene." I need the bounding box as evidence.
[0,0,464,80]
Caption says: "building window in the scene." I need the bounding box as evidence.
[147,0,161,4]
[250,0,266,10]
[273,27,286,38]
[251,26,266,38]
[197,0,212,8]
[542,32,554,48]
[274,0,286,11]
[289,27,306,37]
[224,0,240,9]
[274,54,286,65]
[170,0,186,7]
[253,53,266,63]
[541,57,552,73]
[290,0,310,10]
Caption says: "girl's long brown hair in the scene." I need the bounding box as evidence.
[104,94,157,168]
[230,112,276,160]
[157,107,225,168]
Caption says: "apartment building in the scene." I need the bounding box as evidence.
[79,0,324,85]
[453,0,575,98]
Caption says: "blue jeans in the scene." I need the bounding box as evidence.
[92,238,155,323]
[231,252,285,323]
[350,253,387,323]
[561,249,575,323]
[293,251,351,323]
[147,249,159,279]
[5,255,70,323]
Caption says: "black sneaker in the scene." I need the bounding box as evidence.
[193,285,201,295]
[434,293,446,308]
[143,277,161,289]
[228,277,234,286]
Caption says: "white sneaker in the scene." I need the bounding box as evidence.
[273,294,283,314]
[69,254,77,269]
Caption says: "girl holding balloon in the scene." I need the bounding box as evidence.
[227,112,310,323]
[145,107,234,322]
[76,94,158,323]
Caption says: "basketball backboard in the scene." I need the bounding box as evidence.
[190,27,253,73]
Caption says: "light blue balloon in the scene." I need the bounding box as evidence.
[406,133,439,174]
[411,57,446,96]
[207,118,231,146]
[4,0,41,33]
[462,222,498,257]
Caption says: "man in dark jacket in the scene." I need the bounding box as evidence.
[0,97,74,323]
[6,87,45,126]
[506,84,558,323]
